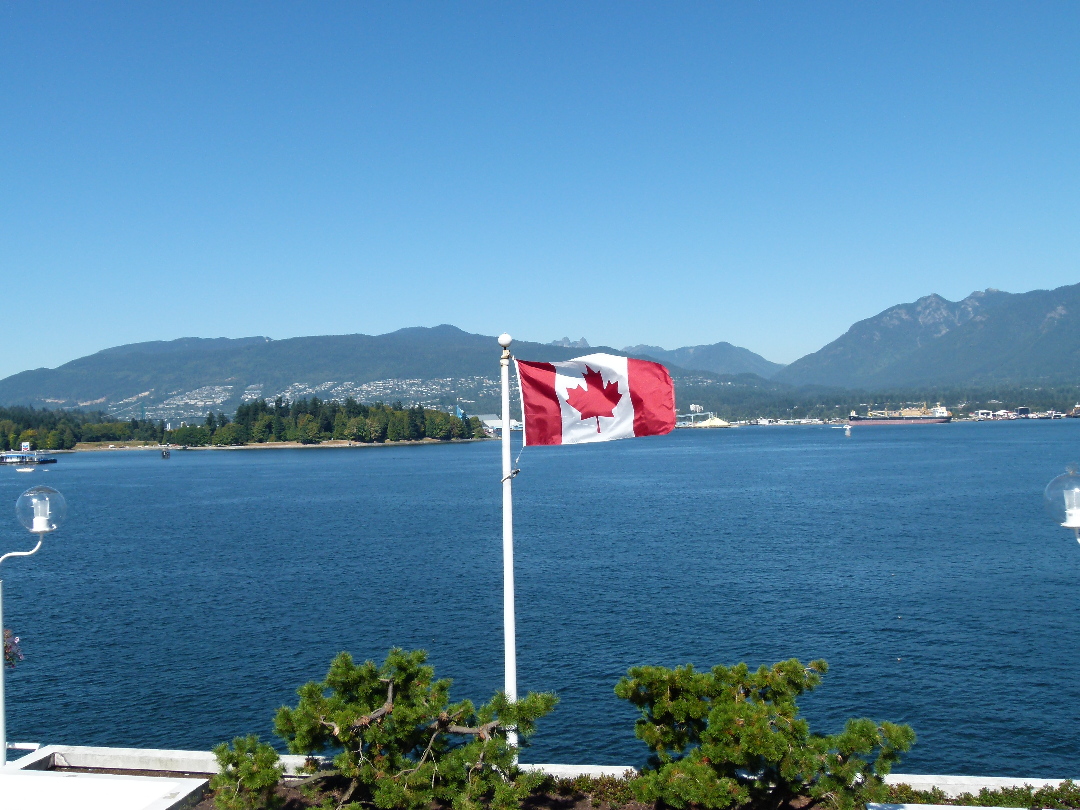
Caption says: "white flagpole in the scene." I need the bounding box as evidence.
[497,333,518,749]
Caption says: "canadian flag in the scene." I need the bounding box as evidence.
[515,353,676,446]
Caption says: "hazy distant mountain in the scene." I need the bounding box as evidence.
[775,283,1080,388]
[623,342,785,378]
[0,326,720,421]
[549,337,591,348]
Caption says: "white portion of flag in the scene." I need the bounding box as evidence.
[553,354,634,444]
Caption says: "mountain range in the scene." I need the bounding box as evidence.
[0,327,782,421]
[776,283,1080,388]
[2,281,1078,419]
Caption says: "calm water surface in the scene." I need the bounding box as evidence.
[2,421,1080,775]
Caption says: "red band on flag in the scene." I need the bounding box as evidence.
[516,360,562,445]
[628,358,676,437]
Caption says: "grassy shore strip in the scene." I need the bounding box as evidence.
[70,437,492,452]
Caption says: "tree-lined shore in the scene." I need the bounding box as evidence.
[0,398,484,451]
[8,378,1080,453]
[174,397,482,446]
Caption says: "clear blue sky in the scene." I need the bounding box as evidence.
[2,2,1078,381]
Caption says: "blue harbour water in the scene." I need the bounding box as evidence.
[2,422,1080,775]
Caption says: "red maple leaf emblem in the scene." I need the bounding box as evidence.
[565,365,623,432]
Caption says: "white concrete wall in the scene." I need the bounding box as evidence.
[10,744,320,776]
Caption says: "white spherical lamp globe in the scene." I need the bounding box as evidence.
[16,486,67,534]
[498,333,512,348]
[1044,465,1080,541]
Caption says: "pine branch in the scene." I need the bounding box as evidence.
[447,721,500,740]
[350,679,395,730]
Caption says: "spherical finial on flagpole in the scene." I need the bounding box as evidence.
[498,333,512,348]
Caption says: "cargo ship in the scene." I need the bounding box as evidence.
[848,404,952,426]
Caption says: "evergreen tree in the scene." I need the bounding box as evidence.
[343,396,364,418]
[319,403,335,435]
[616,659,914,810]
[274,648,556,810]
[407,405,425,439]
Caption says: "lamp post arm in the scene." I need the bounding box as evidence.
[0,538,44,571]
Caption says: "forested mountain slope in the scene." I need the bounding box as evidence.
[775,283,1080,388]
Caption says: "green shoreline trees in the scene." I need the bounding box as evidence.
[0,405,129,450]
[169,397,482,447]
[0,399,483,450]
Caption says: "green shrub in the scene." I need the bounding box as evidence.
[615,658,915,810]
[274,647,557,810]
[887,779,1080,808]
[551,772,638,808]
[210,735,284,810]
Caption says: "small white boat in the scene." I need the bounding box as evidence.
[15,467,35,473]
